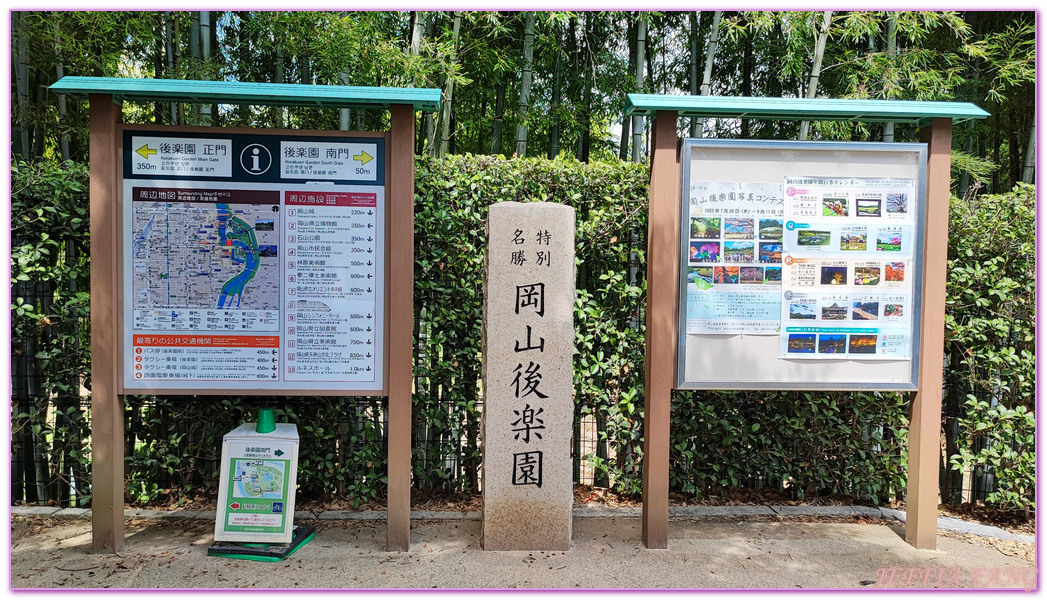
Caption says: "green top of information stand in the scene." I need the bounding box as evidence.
[50,76,442,112]
[625,94,989,126]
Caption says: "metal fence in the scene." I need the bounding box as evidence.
[10,275,609,506]
[10,371,998,508]
[8,279,1011,508]
[9,279,1008,507]
[11,277,91,507]
[9,396,620,507]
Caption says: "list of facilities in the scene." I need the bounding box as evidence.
[283,191,379,382]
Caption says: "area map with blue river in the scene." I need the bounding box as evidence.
[215,203,260,308]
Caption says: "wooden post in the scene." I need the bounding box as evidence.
[906,117,953,549]
[642,111,680,549]
[88,94,124,552]
[386,103,416,552]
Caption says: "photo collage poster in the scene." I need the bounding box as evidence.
[685,182,784,334]
[779,177,917,359]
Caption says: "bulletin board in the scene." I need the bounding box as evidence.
[676,139,928,390]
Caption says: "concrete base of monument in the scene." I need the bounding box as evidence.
[480,499,572,551]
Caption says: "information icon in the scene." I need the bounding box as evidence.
[240,143,272,175]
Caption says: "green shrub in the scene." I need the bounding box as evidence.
[11,159,92,505]
[944,183,1035,510]
[668,391,908,504]
[945,183,1035,408]
[949,396,1035,513]
[11,157,1035,511]
[414,154,649,495]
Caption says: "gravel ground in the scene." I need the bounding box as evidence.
[10,512,1037,591]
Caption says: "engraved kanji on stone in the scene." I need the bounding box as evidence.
[510,403,545,443]
[511,362,548,399]
[513,325,545,353]
[512,451,543,487]
[515,283,545,317]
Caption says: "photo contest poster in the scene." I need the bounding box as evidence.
[684,181,784,335]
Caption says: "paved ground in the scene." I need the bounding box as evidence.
[9,506,1037,591]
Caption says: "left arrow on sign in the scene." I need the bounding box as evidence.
[136,144,157,159]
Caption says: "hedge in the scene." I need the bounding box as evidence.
[10,156,1034,511]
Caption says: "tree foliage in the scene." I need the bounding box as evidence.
[11,10,1035,190]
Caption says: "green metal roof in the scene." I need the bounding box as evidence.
[626,94,989,125]
[50,76,442,111]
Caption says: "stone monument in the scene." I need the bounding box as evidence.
[481,201,575,551]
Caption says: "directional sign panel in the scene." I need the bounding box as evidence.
[131,136,234,177]
[279,141,379,182]
[121,129,387,394]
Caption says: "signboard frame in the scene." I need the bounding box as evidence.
[117,124,390,396]
[675,139,928,391]
[624,95,985,550]
[55,76,433,554]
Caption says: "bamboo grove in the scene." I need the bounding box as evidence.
[11,11,1035,194]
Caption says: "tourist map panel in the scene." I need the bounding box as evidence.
[121,130,386,392]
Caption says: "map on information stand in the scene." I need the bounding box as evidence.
[232,460,286,499]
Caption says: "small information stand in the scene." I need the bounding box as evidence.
[214,410,300,544]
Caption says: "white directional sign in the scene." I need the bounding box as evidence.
[279,141,379,182]
[131,136,233,177]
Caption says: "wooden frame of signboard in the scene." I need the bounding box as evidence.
[627,94,988,551]
[53,77,440,554]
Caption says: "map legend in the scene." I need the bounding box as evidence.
[132,308,280,331]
